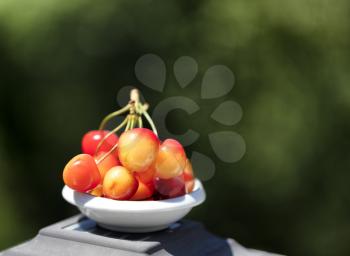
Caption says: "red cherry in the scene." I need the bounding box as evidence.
[82,130,118,156]
[63,154,101,192]
[154,174,186,199]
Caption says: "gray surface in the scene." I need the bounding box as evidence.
[1,215,231,256]
[1,215,284,256]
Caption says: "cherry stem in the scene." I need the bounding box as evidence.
[131,100,157,135]
[138,116,143,127]
[142,109,158,136]
[94,117,128,155]
[130,89,140,105]
[130,115,135,130]
[98,104,131,130]
[95,141,119,165]
[125,115,132,131]
[95,89,160,164]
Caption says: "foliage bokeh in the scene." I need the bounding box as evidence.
[1,1,350,255]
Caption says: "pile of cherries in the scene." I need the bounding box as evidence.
[62,89,195,200]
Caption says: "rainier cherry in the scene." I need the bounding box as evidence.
[103,166,138,200]
[183,159,195,193]
[155,139,186,179]
[130,178,155,200]
[130,166,156,200]
[135,166,156,184]
[118,128,159,173]
[90,185,103,197]
[82,130,118,156]
[63,154,101,192]
[94,151,119,180]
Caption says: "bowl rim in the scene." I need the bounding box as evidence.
[62,179,206,213]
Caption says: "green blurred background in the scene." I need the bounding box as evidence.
[1,0,349,255]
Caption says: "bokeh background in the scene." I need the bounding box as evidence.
[1,1,349,255]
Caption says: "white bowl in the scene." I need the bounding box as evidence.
[62,179,206,233]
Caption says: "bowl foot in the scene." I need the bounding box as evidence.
[98,223,171,233]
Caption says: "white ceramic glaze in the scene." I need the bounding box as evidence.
[62,179,206,232]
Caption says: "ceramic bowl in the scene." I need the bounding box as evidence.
[62,179,206,232]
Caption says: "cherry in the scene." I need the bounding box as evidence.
[183,159,195,193]
[135,166,156,184]
[154,174,186,199]
[90,185,103,197]
[94,151,119,180]
[103,166,138,200]
[82,130,118,156]
[63,89,198,201]
[155,139,186,179]
[63,154,101,192]
[130,177,155,200]
[118,128,159,173]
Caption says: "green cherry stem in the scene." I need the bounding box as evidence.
[138,116,143,127]
[94,117,128,155]
[94,88,160,164]
[95,142,119,165]
[98,104,131,131]
[133,101,156,133]
[130,115,136,129]
[143,110,158,136]
[125,115,132,131]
